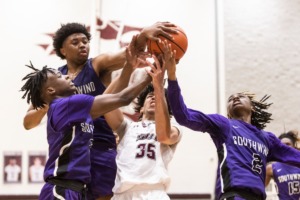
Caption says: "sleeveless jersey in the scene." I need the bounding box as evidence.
[167,79,300,199]
[272,162,300,199]
[44,94,94,183]
[58,59,116,147]
[113,119,181,194]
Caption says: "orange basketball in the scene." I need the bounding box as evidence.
[147,25,188,61]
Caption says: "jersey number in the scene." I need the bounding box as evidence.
[136,143,156,160]
[252,153,263,174]
[288,181,300,195]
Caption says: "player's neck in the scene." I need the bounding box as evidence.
[142,115,154,122]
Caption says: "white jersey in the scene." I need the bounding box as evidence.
[4,164,21,182]
[29,164,44,182]
[113,119,181,194]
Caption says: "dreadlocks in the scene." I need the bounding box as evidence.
[20,61,55,109]
[134,83,172,120]
[53,22,91,59]
[242,92,273,130]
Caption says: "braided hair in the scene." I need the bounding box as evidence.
[53,22,91,59]
[279,130,299,148]
[242,92,273,130]
[134,83,172,120]
[20,62,55,109]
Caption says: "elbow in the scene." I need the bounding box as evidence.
[23,119,36,130]
[23,122,32,130]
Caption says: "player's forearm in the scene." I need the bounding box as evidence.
[104,62,134,94]
[23,109,47,130]
[154,87,172,144]
[93,50,127,74]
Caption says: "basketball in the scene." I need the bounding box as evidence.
[147,25,188,61]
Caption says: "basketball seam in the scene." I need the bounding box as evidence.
[160,37,186,54]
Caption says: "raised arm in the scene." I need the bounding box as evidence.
[102,35,148,133]
[146,41,180,145]
[92,22,178,86]
[23,104,48,130]
[89,71,151,120]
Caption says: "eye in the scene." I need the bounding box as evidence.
[82,39,89,44]
[56,71,62,78]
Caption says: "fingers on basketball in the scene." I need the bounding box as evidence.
[147,25,188,62]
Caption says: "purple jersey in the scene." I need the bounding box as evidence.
[59,58,117,198]
[167,79,300,199]
[44,94,94,183]
[272,162,300,199]
[58,59,116,147]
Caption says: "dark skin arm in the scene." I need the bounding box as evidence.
[92,22,178,87]
[103,35,148,132]
[23,22,177,130]
[23,104,48,130]
[90,70,151,119]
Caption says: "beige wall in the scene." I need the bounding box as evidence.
[223,0,300,135]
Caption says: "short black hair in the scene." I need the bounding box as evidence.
[134,83,172,120]
[53,22,91,59]
[279,130,299,148]
[20,61,55,109]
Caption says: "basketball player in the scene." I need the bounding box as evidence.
[4,157,21,183]
[103,41,181,200]
[23,22,177,200]
[29,157,45,183]
[163,54,300,199]
[265,130,300,200]
[20,47,151,200]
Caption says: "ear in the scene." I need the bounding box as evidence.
[60,48,66,57]
[140,107,144,113]
[46,87,55,95]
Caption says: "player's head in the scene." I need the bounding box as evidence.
[279,130,299,148]
[53,22,91,60]
[20,62,76,109]
[227,92,272,129]
[134,83,172,120]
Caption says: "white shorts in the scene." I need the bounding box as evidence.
[111,189,170,200]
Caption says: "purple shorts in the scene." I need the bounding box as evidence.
[39,183,83,200]
[87,144,117,199]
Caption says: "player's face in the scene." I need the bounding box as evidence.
[281,138,294,147]
[227,93,252,119]
[46,70,76,97]
[141,92,155,118]
[60,33,90,65]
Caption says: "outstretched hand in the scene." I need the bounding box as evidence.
[146,40,177,84]
[126,35,149,69]
[146,54,165,88]
[136,22,178,51]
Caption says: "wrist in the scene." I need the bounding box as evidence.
[136,33,147,51]
[167,72,177,81]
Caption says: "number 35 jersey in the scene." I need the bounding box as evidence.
[112,119,181,194]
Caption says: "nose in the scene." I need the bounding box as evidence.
[232,95,239,101]
[79,41,87,48]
